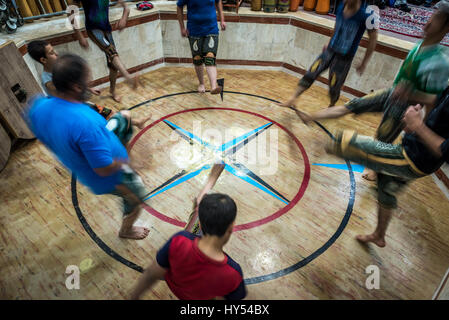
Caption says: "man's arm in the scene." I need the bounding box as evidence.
[130,262,167,300]
[67,0,88,49]
[44,81,58,97]
[177,5,188,37]
[403,105,446,158]
[93,160,126,177]
[295,105,352,125]
[196,163,225,205]
[215,0,226,30]
[116,0,130,31]
[357,30,377,75]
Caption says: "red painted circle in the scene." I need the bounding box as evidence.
[128,107,311,231]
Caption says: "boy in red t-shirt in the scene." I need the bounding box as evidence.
[130,192,246,300]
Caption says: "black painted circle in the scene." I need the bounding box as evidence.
[71,90,356,284]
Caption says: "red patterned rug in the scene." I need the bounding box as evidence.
[330,5,449,46]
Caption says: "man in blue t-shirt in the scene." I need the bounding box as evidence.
[177,0,226,94]
[280,0,378,108]
[28,54,150,240]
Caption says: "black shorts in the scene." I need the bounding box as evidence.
[188,34,219,65]
[86,29,119,70]
[299,47,353,106]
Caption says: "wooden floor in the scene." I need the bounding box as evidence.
[1,67,449,300]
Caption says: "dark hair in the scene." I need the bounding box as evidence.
[27,40,49,64]
[198,193,237,237]
[52,54,88,93]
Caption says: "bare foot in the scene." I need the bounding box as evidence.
[110,91,122,103]
[362,169,377,181]
[198,84,206,93]
[134,114,152,130]
[119,226,150,240]
[210,86,222,95]
[356,234,386,248]
[125,75,141,90]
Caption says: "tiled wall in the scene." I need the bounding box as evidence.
[24,18,164,92]
[24,16,405,95]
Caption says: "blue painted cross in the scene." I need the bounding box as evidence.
[142,120,290,204]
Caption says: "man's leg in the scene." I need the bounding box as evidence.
[194,64,206,93]
[343,88,393,181]
[108,65,121,103]
[87,29,139,92]
[189,36,206,93]
[356,204,393,248]
[281,48,334,108]
[113,167,151,240]
[115,184,149,240]
[203,35,221,95]
[356,173,407,247]
[328,54,352,108]
[326,131,421,247]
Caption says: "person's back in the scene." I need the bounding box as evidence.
[29,96,128,195]
[157,230,244,300]
[131,193,246,300]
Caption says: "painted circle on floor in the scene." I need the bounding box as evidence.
[127,107,310,231]
[72,90,355,285]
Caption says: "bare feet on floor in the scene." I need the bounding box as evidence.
[119,226,150,240]
[210,86,222,95]
[198,84,206,93]
[362,169,377,181]
[110,90,122,103]
[356,233,386,248]
[135,114,152,130]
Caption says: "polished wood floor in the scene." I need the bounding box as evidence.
[1,67,449,300]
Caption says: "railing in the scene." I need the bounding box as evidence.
[22,0,138,21]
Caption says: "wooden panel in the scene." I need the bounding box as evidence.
[0,41,40,139]
[0,123,11,172]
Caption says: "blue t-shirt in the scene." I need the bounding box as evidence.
[177,0,219,37]
[28,96,128,195]
[329,2,372,57]
[41,71,52,96]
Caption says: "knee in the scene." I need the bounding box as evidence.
[120,110,131,119]
[204,52,216,66]
[193,55,203,66]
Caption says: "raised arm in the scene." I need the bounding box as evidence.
[196,163,225,205]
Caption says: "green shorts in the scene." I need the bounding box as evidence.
[106,112,133,145]
[328,130,426,208]
[345,88,410,143]
[111,166,149,216]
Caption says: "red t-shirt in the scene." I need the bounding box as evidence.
[156,231,246,300]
